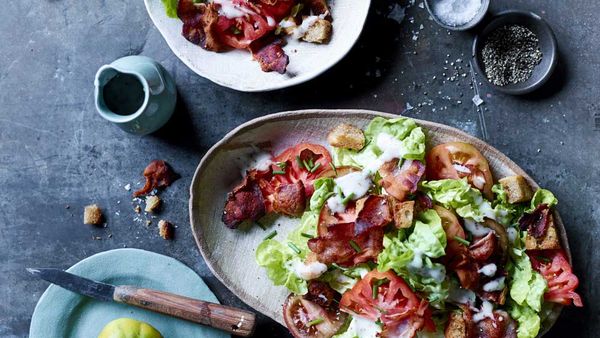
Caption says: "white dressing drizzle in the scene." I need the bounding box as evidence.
[473,300,495,322]
[213,0,257,18]
[448,285,476,305]
[463,218,492,236]
[482,277,506,292]
[478,263,497,277]
[289,260,327,280]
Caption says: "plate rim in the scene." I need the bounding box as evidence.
[143,0,372,92]
[189,109,568,334]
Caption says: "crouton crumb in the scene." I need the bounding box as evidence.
[83,204,103,225]
[302,19,332,44]
[499,175,534,204]
[327,123,365,150]
[158,220,174,240]
[145,195,161,213]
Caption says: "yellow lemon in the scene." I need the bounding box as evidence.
[98,318,163,338]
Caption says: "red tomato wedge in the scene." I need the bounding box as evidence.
[340,270,434,337]
[528,250,583,307]
[272,143,332,197]
[426,142,494,199]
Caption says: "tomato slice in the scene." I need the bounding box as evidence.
[426,142,494,199]
[283,281,347,338]
[528,250,583,307]
[272,143,332,197]
[340,270,434,336]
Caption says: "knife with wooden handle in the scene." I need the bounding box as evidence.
[27,268,256,336]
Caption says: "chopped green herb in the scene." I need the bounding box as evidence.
[454,236,470,246]
[230,26,242,35]
[309,162,321,173]
[288,242,301,254]
[301,232,314,239]
[302,159,311,171]
[331,263,347,271]
[272,169,286,175]
[255,222,267,230]
[290,3,304,17]
[349,240,361,253]
[296,155,304,168]
[276,161,287,169]
[329,162,338,175]
[308,158,314,168]
[263,230,277,240]
[274,26,283,35]
[375,318,384,327]
[307,317,324,326]
[341,193,355,206]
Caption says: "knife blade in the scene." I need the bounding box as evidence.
[27,268,256,336]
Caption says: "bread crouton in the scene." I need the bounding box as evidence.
[327,123,365,150]
[83,204,103,225]
[145,195,161,213]
[499,175,534,204]
[158,220,174,240]
[525,214,561,250]
[302,19,332,44]
[390,199,414,229]
[445,311,468,338]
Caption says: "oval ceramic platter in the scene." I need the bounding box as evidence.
[189,109,570,335]
[29,248,229,338]
[144,0,371,92]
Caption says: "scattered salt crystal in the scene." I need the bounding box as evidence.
[406,102,414,110]
[432,0,481,27]
[418,2,424,8]
[472,94,484,106]
[124,184,131,191]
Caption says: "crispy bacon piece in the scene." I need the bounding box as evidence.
[308,196,389,266]
[476,310,517,338]
[380,159,425,201]
[271,181,306,217]
[519,204,551,238]
[222,174,266,228]
[133,160,178,197]
[249,38,289,74]
[178,0,225,51]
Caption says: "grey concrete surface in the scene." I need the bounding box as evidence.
[1,0,598,337]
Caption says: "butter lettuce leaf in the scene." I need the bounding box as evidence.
[333,117,426,167]
[509,250,547,312]
[161,0,179,18]
[320,264,370,294]
[526,189,558,213]
[509,301,541,338]
[256,239,308,295]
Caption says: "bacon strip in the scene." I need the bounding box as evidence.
[519,204,551,238]
[222,174,266,228]
[134,160,179,197]
[271,181,306,217]
[178,0,225,51]
[380,160,425,201]
[249,38,289,74]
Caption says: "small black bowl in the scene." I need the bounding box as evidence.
[425,0,490,31]
[472,10,558,95]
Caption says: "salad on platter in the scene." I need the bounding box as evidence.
[163,0,333,74]
[221,117,582,338]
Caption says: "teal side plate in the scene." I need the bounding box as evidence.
[29,248,229,338]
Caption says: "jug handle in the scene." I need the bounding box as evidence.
[136,62,166,95]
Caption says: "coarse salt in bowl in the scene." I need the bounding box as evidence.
[425,0,490,31]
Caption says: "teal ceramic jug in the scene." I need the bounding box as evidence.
[94,56,177,135]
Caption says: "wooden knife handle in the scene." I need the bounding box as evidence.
[113,285,256,337]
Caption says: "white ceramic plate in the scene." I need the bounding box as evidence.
[189,109,567,334]
[144,0,371,92]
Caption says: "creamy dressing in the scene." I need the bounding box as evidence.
[289,260,328,280]
[482,277,506,292]
[266,16,276,27]
[349,316,382,338]
[478,263,497,277]
[448,285,476,305]
[213,0,257,18]
[507,227,518,243]
[247,152,273,172]
[335,172,372,200]
[473,195,497,220]
[463,218,492,236]
[363,133,406,174]
[453,163,471,174]
[473,300,495,322]
[408,248,424,270]
[407,249,445,283]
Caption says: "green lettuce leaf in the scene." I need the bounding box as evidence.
[526,189,558,213]
[421,179,511,224]
[491,184,527,225]
[333,117,426,167]
[320,264,370,294]
[310,178,335,210]
[256,239,308,294]
[509,301,541,338]
[509,250,547,312]
[161,0,179,18]
[377,210,448,308]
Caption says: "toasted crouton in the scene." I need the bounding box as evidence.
[145,195,161,213]
[327,123,365,150]
[390,199,414,229]
[158,220,174,240]
[445,311,468,338]
[525,214,561,250]
[302,19,332,44]
[83,204,103,225]
[499,175,534,204]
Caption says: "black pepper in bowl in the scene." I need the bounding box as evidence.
[481,25,543,86]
